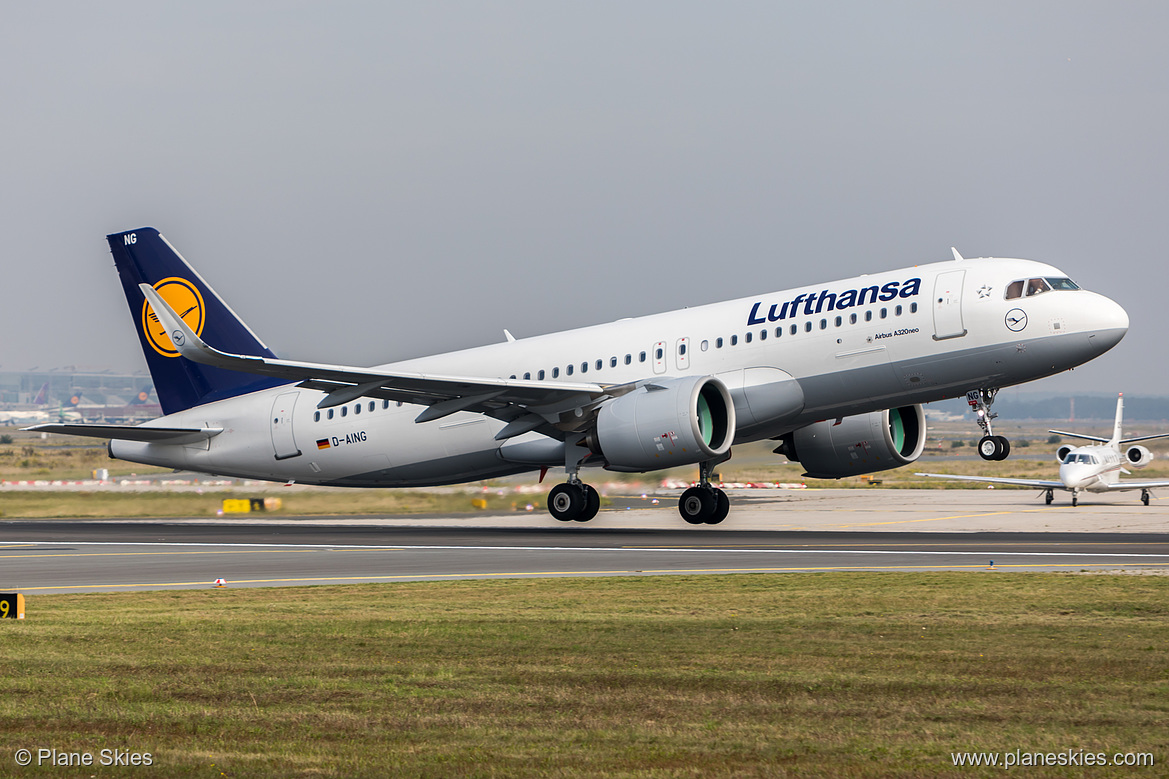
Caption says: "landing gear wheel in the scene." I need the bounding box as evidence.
[679,486,716,525]
[708,488,730,525]
[1142,489,1150,507]
[994,435,1011,460]
[548,483,586,521]
[577,484,601,522]
[1071,493,1078,507]
[977,436,1002,461]
[1045,489,1054,505]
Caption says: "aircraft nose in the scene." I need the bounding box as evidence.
[1086,293,1128,353]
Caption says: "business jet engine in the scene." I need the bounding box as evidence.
[590,375,735,471]
[1125,445,1154,468]
[775,405,926,478]
[1055,445,1074,463]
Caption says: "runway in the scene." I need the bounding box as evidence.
[2,488,1169,591]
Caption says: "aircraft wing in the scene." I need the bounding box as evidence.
[26,423,223,445]
[140,283,616,438]
[1103,480,1169,491]
[915,472,1067,489]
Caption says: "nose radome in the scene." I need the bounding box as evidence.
[1086,293,1128,353]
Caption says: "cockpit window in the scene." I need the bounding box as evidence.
[1006,277,1079,300]
[1025,278,1051,296]
[1063,452,1098,465]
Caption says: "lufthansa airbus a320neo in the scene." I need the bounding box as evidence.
[33,230,1128,525]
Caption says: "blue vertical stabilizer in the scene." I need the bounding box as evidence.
[108,228,286,415]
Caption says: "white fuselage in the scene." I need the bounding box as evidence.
[111,257,1128,486]
[1058,445,1126,492]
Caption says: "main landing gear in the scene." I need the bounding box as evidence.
[678,457,730,525]
[1142,489,1151,507]
[967,389,1011,461]
[548,481,600,522]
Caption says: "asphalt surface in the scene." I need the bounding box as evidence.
[3,517,1169,593]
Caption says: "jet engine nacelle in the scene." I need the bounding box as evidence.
[1125,444,1154,468]
[593,375,735,471]
[777,405,926,479]
[1056,445,1074,463]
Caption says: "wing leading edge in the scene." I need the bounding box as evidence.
[915,472,1067,489]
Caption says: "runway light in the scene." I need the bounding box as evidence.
[987,560,996,570]
[214,578,227,588]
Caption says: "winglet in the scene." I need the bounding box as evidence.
[504,329,516,343]
[139,283,265,372]
[951,247,964,261]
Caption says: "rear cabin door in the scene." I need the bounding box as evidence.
[271,391,303,460]
[932,270,967,340]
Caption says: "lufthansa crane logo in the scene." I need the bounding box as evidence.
[141,277,206,357]
[1004,308,1028,332]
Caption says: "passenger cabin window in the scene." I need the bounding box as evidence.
[552,367,560,378]
[353,403,360,414]
[328,409,334,419]
[314,411,320,422]
[655,347,664,359]
[730,335,738,346]
[369,401,375,412]
[804,322,812,332]
[744,332,752,343]
[759,329,766,340]
[341,406,347,417]
[639,351,647,362]
[566,365,574,376]
[523,372,530,380]
[610,357,617,367]
[716,337,723,348]
[596,359,603,370]
[700,340,709,351]
[775,327,783,338]
[790,324,797,335]
[538,369,545,380]
[580,362,588,374]
[383,400,390,409]
[624,354,632,365]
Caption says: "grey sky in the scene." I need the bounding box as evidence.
[3,3,1166,398]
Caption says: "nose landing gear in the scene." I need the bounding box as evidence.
[968,389,1011,461]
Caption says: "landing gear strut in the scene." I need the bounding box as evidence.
[967,389,1011,461]
[547,438,600,522]
[678,456,731,525]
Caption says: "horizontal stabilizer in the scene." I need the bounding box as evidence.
[26,424,223,445]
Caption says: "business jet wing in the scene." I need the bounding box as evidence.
[1103,479,1169,491]
[915,472,1067,489]
[140,284,613,438]
[25,423,223,444]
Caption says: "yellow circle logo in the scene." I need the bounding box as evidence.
[141,277,206,357]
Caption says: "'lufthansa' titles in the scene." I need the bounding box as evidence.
[747,277,922,326]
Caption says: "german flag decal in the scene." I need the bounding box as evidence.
[316,439,331,450]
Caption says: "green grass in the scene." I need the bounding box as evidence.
[0,574,1165,777]
[0,489,538,518]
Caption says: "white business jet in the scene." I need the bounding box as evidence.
[30,230,1128,524]
[918,394,1169,506]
